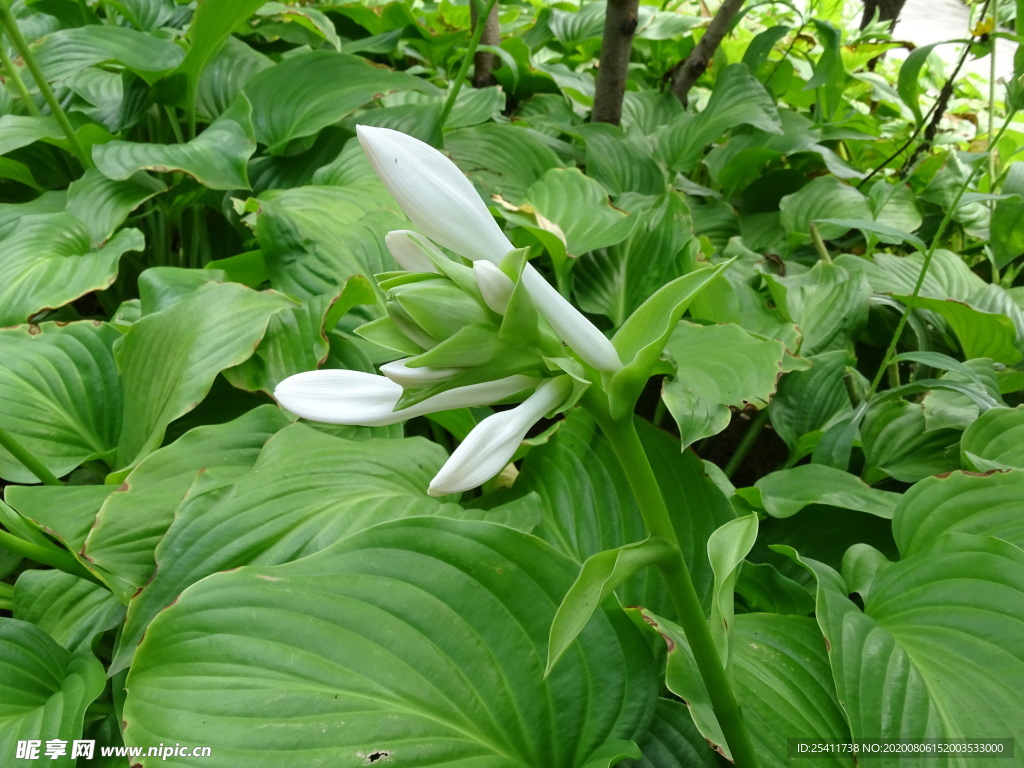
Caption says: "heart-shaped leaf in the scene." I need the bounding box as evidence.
[123,518,659,767]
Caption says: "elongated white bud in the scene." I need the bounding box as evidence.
[357,125,622,372]
[358,125,515,264]
[379,358,461,387]
[274,370,539,427]
[385,230,438,273]
[428,377,571,496]
[473,260,515,314]
[521,266,622,371]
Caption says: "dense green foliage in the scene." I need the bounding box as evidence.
[1,0,1024,766]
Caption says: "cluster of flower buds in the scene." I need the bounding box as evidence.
[275,126,622,496]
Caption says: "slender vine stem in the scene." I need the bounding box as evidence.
[723,407,770,480]
[0,37,40,115]
[0,1,92,168]
[591,400,760,768]
[438,0,500,132]
[867,111,1016,399]
[0,425,61,485]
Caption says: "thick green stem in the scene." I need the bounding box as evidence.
[595,409,760,768]
[723,407,770,480]
[809,222,832,263]
[0,37,40,115]
[0,528,100,584]
[0,425,61,485]
[438,0,499,132]
[0,1,92,168]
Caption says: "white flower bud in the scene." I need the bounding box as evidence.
[385,230,438,273]
[274,370,538,427]
[428,377,571,496]
[379,358,460,387]
[358,125,514,264]
[472,260,515,314]
[357,125,622,372]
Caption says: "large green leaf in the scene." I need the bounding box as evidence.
[961,405,1024,470]
[113,281,294,468]
[519,412,736,616]
[111,425,478,672]
[33,25,184,82]
[893,295,1023,364]
[66,169,166,245]
[123,518,658,767]
[13,571,123,654]
[194,36,273,121]
[94,102,256,190]
[779,176,872,245]
[0,214,144,326]
[243,50,432,153]
[169,0,268,107]
[661,63,783,172]
[622,698,719,768]
[255,186,402,300]
[445,122,564,205]
[576,122,667,197]
[0,322,122,483]
[523,168,638,257]
[838,249,987,302]
[860,400,960,483]
[742,465,900,519]
[83,406,292,601]
[573,194,692,326]
[764,261,871,355]
[770,350,852,452]
[893,470,1024,556]
[646,611,852,766]
[662,322,785,449]
[990,163,1024,269]
[0,619,105,768]
[222,292,340,395]
[4,485,114,552]
[789,535,1024,764]
[0,114,63,156]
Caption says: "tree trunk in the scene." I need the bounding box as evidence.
[671,0,746,106]
[860,0,908,31]
[470,1,500,88]
[591,0,639,125]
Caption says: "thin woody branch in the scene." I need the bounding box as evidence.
[671,0,745,106]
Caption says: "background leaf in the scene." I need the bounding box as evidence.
[114,281,293,468]
[791,536,1024,762]
[662,322,785,449]
[242,51,433,153]
[94,103,256,190]
[0,322,122,483]
[0,215,144,326]
[83,406,291,601]
[0,620,105,767]
[123,518,658,767]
